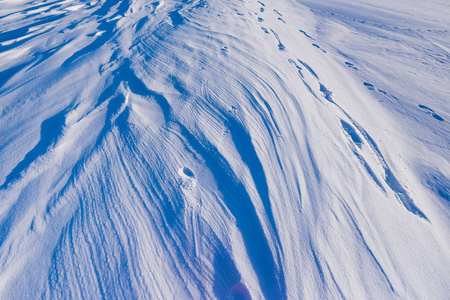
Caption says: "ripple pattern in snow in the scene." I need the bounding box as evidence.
[0,0,449,299]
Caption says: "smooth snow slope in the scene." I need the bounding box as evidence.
[0,0,449,299]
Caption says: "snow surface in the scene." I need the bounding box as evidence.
[0,0,449,299]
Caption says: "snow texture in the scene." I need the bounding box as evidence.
[0,0,449,299]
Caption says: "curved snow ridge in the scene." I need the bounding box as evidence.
[0,0,449,299]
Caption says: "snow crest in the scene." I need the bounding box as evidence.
[0,0,449,298]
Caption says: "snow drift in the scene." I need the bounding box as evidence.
[0,0,449,298]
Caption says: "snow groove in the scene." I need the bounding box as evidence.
[0,0,449,299]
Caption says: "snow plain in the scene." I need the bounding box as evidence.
[0,0,449,299]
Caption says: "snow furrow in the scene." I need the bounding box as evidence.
[0,0,449,299]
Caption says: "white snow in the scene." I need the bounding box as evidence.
[0,0,449,299]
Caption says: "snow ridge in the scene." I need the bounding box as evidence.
[0,0,449,299]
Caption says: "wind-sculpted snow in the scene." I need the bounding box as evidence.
[0,0,449,299]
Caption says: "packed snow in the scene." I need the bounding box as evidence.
[0,0,449,298]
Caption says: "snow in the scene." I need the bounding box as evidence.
[0,0,449,299]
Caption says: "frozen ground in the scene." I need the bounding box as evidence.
[0,0,449,299]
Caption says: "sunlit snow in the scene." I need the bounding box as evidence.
[0,0,449,299]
